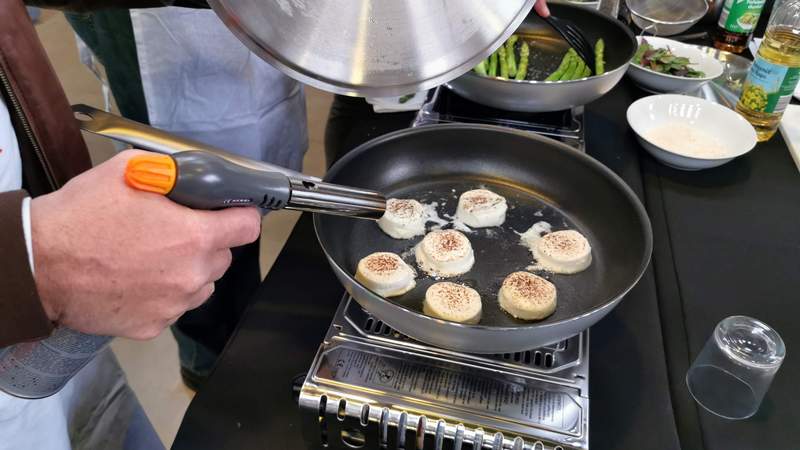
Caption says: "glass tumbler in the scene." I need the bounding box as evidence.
[686,316,785,420]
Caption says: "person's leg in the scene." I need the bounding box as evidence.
[63,349,165,450]
[324,95,417,168]
[64,10,149,124]
[26,7,40,23]
[170,239,261,388]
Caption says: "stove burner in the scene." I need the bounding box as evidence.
[298,296,589,450]
[412,87,585,152]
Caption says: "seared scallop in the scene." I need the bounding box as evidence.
[355,252,416,297]
[415,229,475,277]
[377,198,426,239]
[455,189,508,228]
[533,230,592,274]
[498,271,557,320]
[423,282,482,324]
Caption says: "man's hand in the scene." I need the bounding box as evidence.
[30,150,261,340]
[534,0,550,18]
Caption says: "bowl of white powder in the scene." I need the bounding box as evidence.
[627,94,757,170]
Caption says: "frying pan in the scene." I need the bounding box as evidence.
[315,124,652,353]
[74,107,652,354]
[446,3,637,112]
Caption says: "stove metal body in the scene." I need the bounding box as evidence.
[298,297,589,450]
[412,87,585,152]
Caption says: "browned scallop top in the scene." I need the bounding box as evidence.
[461,189,504,212]
[386,199,420,218]
[502,272,555,304]
[422,230,471,260]
[364,253,401,274]
[539,230,588,257]
[429,282,478,309]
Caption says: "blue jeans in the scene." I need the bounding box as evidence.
[26,7,40,22]
[0,349,163,450]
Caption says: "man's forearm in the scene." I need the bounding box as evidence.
[24,0,208,12]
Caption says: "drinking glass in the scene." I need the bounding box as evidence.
[686,316,785,420]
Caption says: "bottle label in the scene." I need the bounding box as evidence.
[740,55,800,115]
[718,0,766,33]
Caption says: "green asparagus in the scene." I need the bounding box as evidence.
[595,39,605,75]
[498,45,509,78]
[560,55,581,81]
[571,59,587,80]
[506,36,519,78]
[488,51,498,77]
[474,59,488,76]
[546,49,575,81]
[399,93,416,104]
[515,41,530,80]
[472,34,604,81]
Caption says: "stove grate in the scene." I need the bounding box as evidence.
[342,298,583,375]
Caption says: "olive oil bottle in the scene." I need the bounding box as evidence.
[736,0,800,141]
[713,0,767,54]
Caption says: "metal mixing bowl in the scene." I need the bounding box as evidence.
[627,0,709,36]
[208,0,536,97]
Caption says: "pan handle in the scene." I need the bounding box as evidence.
[71,104,312,180]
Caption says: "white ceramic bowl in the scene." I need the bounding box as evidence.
[627,37,724,94]
[627,94,757,171]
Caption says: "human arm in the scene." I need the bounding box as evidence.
[0,150,261,346]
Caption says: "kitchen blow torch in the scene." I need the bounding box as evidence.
[124,151,386,218]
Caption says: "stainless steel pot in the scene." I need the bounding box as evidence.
[446,3,637,112]
[207,0,536,97]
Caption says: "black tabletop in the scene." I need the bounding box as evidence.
[173,80,800,449]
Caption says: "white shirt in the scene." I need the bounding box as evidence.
[0,97,21,191]
[0,97,32,269]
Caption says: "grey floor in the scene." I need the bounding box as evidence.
[34,10,333,447]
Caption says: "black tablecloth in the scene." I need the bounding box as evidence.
[173,80,799,449]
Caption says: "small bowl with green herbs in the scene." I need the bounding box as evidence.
[627,36,724,94]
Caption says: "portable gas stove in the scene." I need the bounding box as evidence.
[412,87,585,152]
[298,296,589,450]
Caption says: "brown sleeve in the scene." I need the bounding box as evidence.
[0,190,52,347]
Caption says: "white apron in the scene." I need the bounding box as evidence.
[129,7,308,170]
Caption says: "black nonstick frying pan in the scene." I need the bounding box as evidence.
[75,107,651,354]
[315,124,652,353]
